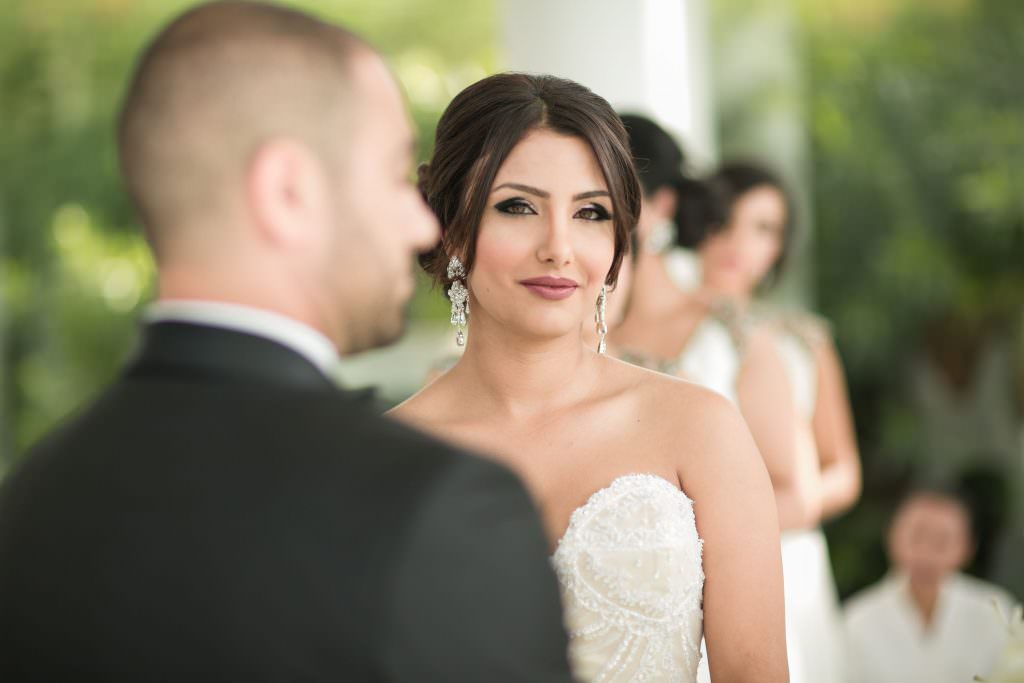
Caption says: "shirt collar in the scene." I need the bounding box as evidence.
[144,299,340,376]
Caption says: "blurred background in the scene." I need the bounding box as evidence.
[1,0,1021,600]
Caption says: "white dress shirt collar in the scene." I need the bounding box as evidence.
[145,299,340,375]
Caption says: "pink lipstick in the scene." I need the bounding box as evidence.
[519,276,579,300]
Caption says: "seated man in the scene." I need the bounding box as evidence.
[844,487,1017,683]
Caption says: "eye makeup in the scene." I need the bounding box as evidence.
[494,197,537,215]
[575,204,612,221]
[493,197,612,221]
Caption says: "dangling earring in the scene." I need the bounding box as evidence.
[595,284,608,354]
[447,256,469,346]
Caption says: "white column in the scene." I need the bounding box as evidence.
[711,2,813,303]
[498,0,717,168]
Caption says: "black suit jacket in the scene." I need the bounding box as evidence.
[0,322,572,682]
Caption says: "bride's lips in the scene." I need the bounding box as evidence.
[519,276,579,300]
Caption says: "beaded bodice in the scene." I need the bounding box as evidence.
[551,474,705,682]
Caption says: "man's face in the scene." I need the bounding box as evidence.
[323,51,439,354]
[888,496,973,585]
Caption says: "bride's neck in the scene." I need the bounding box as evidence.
[455,311,597,419]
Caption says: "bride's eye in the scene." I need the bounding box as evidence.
[494,198,536,216]
[575,204,612,222]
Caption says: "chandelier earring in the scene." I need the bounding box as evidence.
[595,284,608,354]
[447,256,469,346]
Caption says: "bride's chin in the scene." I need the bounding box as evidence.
[476,303,585,342]
[515,321,585,343]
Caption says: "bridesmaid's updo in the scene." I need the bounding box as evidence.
[419,73,641,290]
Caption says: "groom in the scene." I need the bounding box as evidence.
[0,2,571,681]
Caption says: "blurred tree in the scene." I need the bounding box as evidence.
[714,0,1024,596]
[0,0,496,464]
[802,0,1024,596]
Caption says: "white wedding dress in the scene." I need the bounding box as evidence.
[551,473,705,682]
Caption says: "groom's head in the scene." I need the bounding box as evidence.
[117,1,439,353]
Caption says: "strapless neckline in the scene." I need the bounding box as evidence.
[550,472,706,681]
[552,473,689,559]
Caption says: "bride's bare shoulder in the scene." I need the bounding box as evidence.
[605,356,750,455]
[387,372,458,430]
[607,356,733,419]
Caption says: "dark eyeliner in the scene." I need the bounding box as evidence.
[577,204,612,221]
[494,197,535,215]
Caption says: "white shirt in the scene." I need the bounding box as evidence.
[844,572,1015,683]
[145,300,340,377]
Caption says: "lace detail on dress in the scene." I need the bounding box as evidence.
[552,474,705,682]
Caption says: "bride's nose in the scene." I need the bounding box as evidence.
[536,213,573,266]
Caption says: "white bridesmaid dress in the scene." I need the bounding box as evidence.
[773,318,848,683]
[620,304,847,682]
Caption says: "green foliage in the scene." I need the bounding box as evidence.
[0,0,495,461]
[805,0,1024,376]
[803,0,1024,595]
[713,0,1024,596]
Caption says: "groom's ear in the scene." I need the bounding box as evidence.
[247,139,327,250]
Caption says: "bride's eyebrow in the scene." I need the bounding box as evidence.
[492,182,549,198]
[491,182,610,201]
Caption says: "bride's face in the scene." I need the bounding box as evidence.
[468,128,615,343]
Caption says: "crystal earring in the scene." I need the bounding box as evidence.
[447,256,469,346]
[595,284,608,354]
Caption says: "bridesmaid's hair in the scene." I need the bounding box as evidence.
[705,161,797,289]
[418,73,641,290]
[618,113,724,250]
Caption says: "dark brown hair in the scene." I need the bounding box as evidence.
[619,113,724,250]
[419,73,641,289]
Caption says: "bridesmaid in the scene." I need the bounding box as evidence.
[611,115,742,404]
[612,118,858,683]
[697,161,860,683]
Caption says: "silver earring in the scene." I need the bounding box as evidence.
[595,285,608,354]
[447,256,469,346]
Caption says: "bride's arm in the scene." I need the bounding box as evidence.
[682,391,789,682]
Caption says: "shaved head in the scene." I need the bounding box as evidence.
[117,1,366,252]
[118,1,439,353]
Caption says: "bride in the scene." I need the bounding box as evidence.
[391,72,788,682]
